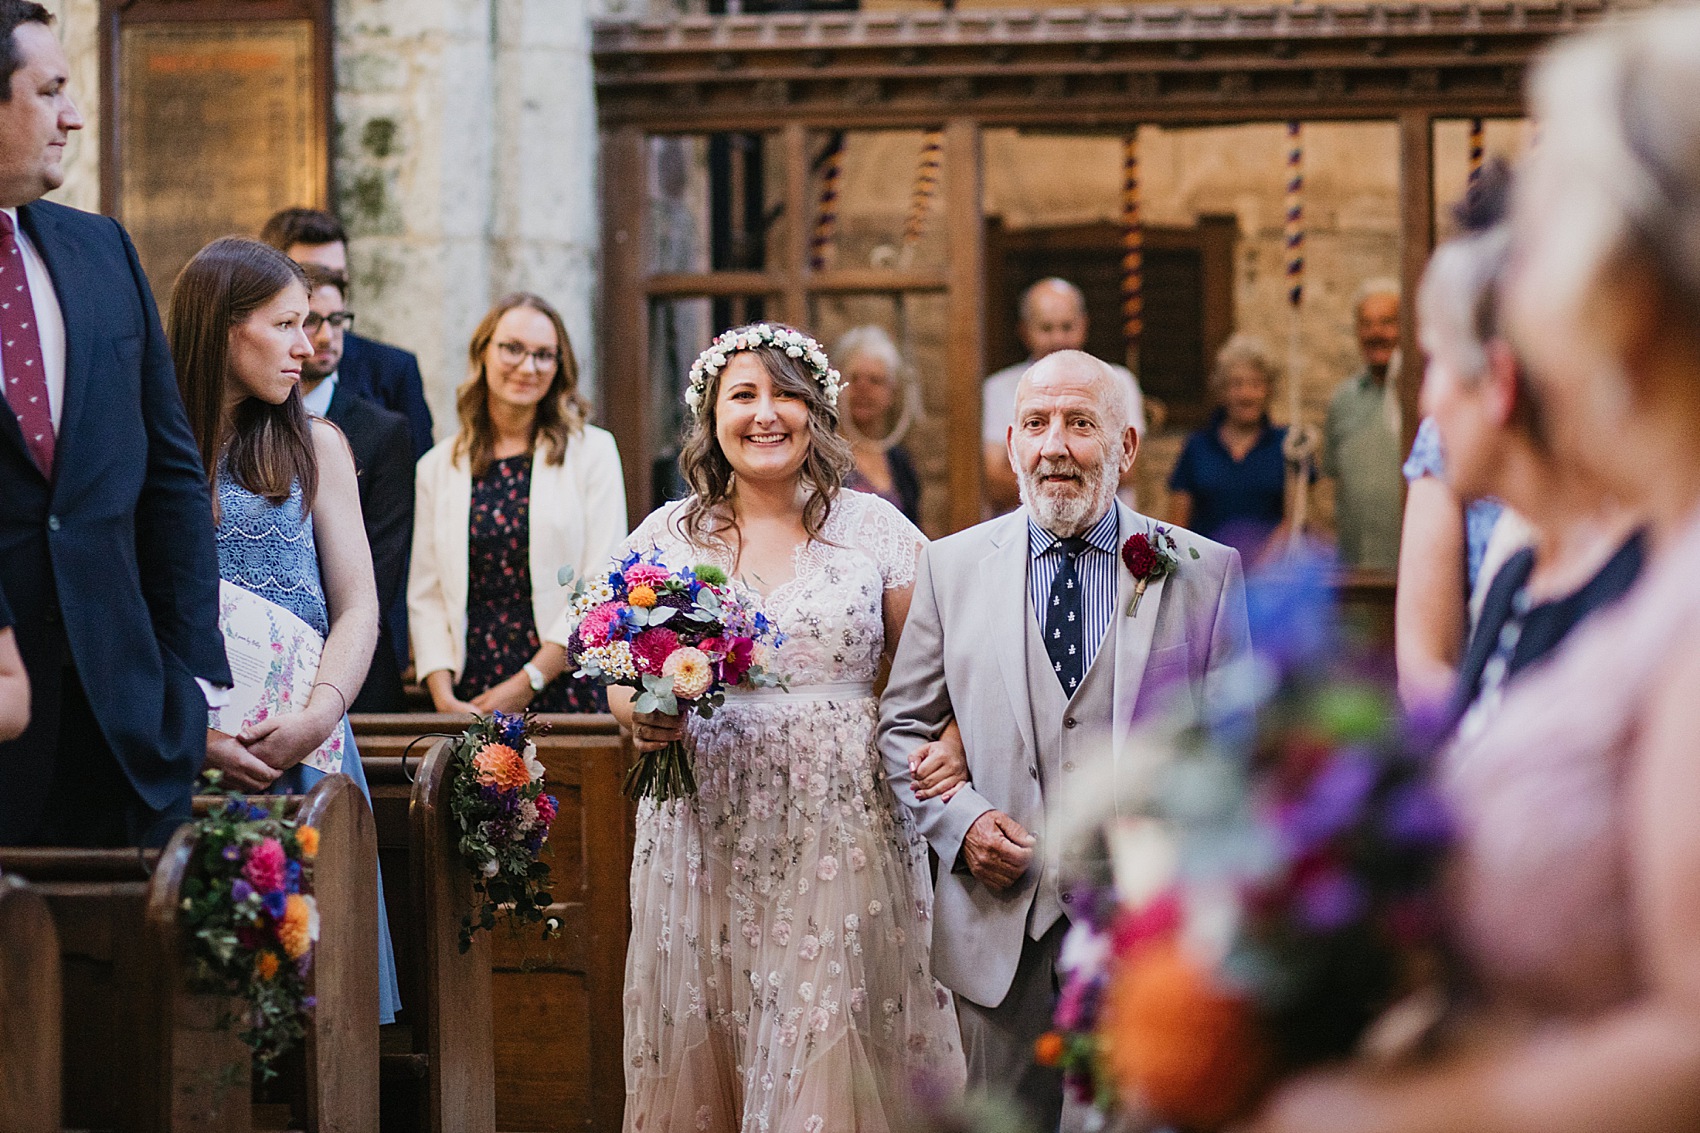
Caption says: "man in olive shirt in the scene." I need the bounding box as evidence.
[1323,279,1404,572]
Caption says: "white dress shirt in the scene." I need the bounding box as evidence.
[300,371,337,418]
[0,206,68,432]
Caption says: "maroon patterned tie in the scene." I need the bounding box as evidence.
[0,211,52,476]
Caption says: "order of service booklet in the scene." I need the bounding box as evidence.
[209,580,343,776]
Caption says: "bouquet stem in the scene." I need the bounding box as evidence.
[623,738,697,803]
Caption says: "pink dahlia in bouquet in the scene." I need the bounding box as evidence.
[561,550,785,802]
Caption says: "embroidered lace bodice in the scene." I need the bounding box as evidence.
[622,490,924,688]
[216,473,329,638]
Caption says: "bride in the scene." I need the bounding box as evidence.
[607,324,968,1132]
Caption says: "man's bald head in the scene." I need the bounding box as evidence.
[1017,278,1090,361]
[1017,350,1130,434]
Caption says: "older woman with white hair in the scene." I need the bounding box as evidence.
[836,324,923,522]
[1165,333,1297,560]
[1251,8,1700,1132]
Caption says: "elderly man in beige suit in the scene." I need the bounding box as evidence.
[879,351,1250,1130]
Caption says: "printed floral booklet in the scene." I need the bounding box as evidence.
[209,581,342,775]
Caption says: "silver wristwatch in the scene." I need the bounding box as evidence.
[522,662,546,693]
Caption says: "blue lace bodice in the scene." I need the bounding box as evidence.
[215,473,330,638]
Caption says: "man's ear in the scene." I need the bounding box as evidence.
[1121,425,1139,473]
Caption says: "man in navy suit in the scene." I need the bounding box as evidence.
[259,207,435,458]
[0,1,229,846]
[298,264,415,711]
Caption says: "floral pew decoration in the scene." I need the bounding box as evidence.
[181,773,321,1080]
[1035,556,1455,1129]
[439,709,562,952]
[560,550,787,803]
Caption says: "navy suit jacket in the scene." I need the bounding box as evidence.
[322,382,414,710]
[338,331,434,459]
[0,201,229,838]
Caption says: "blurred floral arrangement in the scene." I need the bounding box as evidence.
[1035,558,1455,1129]
[562,550,786,802]
[445,710,560,951]
[181,776,321,1079]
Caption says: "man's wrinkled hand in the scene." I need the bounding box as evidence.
[962,809,1035,892]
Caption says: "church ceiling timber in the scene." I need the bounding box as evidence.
[594,1,1613,129]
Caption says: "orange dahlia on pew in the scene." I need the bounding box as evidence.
[278,893,316,961]
[254,950,280,981]
[1099,939,1268,1129]
[294,825,319,861]
[473,743,530,791]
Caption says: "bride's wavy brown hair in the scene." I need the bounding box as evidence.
[675,329,854,552]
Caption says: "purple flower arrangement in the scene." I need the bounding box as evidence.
[181,774,321,1080]
[445,710,560,952]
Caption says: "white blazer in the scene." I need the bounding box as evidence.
[408,424,628,683]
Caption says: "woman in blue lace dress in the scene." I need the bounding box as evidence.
[169,236,401,1022]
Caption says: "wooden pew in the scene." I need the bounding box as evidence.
[0,772,378,1133]
[0,873,60,1133]
[352,714,634,1133]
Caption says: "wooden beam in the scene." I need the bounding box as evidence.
[600,125,652,526]
[780,122,810,326]
[1397,109,1434,461]
[943,118,985,533]
[646,271,782,297]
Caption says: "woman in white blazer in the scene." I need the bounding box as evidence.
[410,292,627,715]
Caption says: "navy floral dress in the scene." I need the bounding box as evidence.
[454,454,604,713]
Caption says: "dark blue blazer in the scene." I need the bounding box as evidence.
[338,331,434,459]
[0,201,229,838]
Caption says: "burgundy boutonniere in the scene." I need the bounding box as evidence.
[1120,526,1200,616]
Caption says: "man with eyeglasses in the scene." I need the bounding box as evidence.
[299,263,416,711]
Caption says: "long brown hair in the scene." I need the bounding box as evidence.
[169,236,316,523]
[452,292,589,479]
[676,329,854,551]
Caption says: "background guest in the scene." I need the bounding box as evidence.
[297,264,415,712]
[981,277,1145,514]
[0,583,28,742]
[1165,333,1296,562]
[259,207,434,458]
[170,235,400,1023]
[0,2,230,848]
[410,292,626,716]
[1322,278,1405,572]
[835,324,922,523]
[1251,10,1700,1132]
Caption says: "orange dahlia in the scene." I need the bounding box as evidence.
[628,584,658,608]
[473,742,530,790]
[1099,940,1268,1128]
[278,893,317,960]
[295,825,320,861]
[254,950,280,981]
[1034,1031,1065,1067]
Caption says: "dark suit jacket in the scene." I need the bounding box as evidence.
[321,381,414,711]
[0,201,229,840]
[338,332,434,459]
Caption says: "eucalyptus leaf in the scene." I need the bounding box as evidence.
[634,692,658,714]
[557,565,576,586]
[647,606,676,625]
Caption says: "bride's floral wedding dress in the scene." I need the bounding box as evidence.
[619,490,965,1133]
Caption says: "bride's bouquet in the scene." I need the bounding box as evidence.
[561,550,786,802]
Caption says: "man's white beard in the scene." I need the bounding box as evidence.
[1017,456,1118,536]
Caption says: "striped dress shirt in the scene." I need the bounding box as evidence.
[1028,507,1121,677]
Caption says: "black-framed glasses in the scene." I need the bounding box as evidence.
[304,311,355,334]
[495,340,561,370]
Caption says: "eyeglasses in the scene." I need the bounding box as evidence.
[304,311,355,334]
[495,340,561,370]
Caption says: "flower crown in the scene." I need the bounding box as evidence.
[684,324,841,417]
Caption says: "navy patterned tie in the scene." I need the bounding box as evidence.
[1044,537,1089,694]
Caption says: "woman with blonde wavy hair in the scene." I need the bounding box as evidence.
[608,323,968,1132]
[1251,8,1700,1132]
[409,292,627,715]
